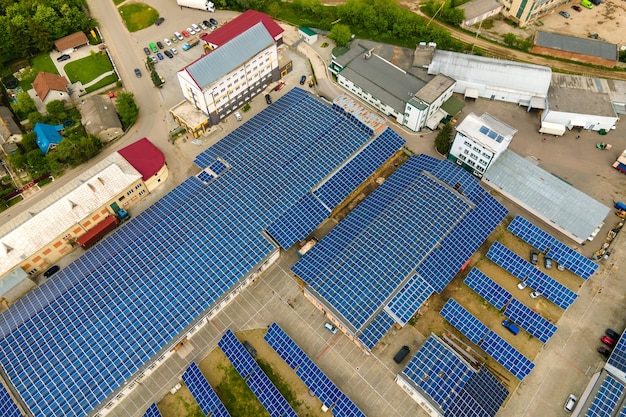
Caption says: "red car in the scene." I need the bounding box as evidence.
[181,30,190,38]
[572,5,582,11]
[601,335,616,348]
[274,81,285,91]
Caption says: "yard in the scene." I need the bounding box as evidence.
[64,53,113,84]
[18,54,59,90]
[118,3,159,32]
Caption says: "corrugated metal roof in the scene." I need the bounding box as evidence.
[535,31,617,61]
[459,0,502,20]
[482,150,610,243]
[429,50,551,97]
[184,23,273,89]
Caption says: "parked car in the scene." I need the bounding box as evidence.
[324,322,338,334]
[175,31,184,41]
[150,56,158,64]
[234,111,242,121]
[544,256,553,269]
[191,23,201,32]
[182,43,191,51]
[572,5,582,11]
[601,335,617,348]
[43,265,60,278]
[164,38,172,47]
[134,68,142,77]
[300,75,307,85]
[530,249,539,265]
[143,47,151,55]
[274,81,286,91]
[564,394,577,413]
[155,17,165,26]
[502,319,520,335]
[164,50,174,59]
[170,47,178,55]
[265,94,272,105]
[171,36,179,43]
[156,52,164,60]
[597,346,612,358]
[199,22,207,30]
[581,0,594,8]
[209,18,218,26]
[517,280,527,290]
[181,30,190,38]
[149,42,158,53]
[243,341,257,358]
[203,20,212,28]
[393,346,410,363]
[56,54,71,62]
[530,291,542,299]
[606,329,620,340]
[156,41,164,49]
[559,11,570,17]
[186,27,195,35]
[589,33,599,39]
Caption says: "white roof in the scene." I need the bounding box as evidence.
[456,112,517,153]
[428,50,552,97]
[0,152,142,274]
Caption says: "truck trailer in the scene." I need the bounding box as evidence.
[176,0,215,11]
[76,209,129,249]
[613,148,626,175]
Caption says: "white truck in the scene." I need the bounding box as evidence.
[176,0,215,12]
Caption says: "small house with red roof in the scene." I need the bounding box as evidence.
[32,72,70,105]
[199,10,284,51]
[118,137,168,192]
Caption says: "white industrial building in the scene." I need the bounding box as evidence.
[428,50,551,110]
[459,0,503,26]
[448,112,517,177]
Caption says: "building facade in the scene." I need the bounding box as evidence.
[500,0,568,26]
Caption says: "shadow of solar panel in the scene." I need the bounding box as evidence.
[358,310,395,349]
[266,192,330,249]
[313,127,405,210]
[508,216,598,279]
[333,392,367,417]
[464,268,512,311]
[0,383,21,417]
[182,362,230,417]
[587,374,625,417]
[440,299,489,344]
[247,368,298,417]
[504,299,557,343]
[608,334,626,374]
[218,330,257,379]
[480,331,534,380]
[386,273,434,325]
[460,367,509,416]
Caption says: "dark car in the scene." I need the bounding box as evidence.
[134,68,142,77]
[589,33,599,39]
[164,50,174,59]
[393,346,410,363]
[43,265,60,278]
[559,10,570,18]
[530,249,539,265]
[265,94,272,105]
[209,18,218,26]
[157,52,164,60]
[243,341,257,358]
[203,20,211,28]
[544,256,553,270]
[56,54,71,62]
[143,47,151,55]
[572,5,582,11]
[155,17,165,26]
[300,75,307,85]
[606,329,620,340]
[156,41,164,49]
[598,346,612,358]
[601,335,617,348]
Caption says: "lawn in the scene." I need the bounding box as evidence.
[18,54,59,90]
[113,0,125,5]
[118,3,159,32]
[64,53,113,84]
[84,73,118,94]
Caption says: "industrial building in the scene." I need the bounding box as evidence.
[458,0,503,26]
[532,31,619,67]
[499,0,569,26]
[448,112,517,177]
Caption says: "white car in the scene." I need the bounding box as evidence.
[191,23,201,32]
[170,47,178,55]
[234,111,242,121]
[198,22,207,30]
[174,32,184,41]
[186,27,196,35]
[163,38,172,46]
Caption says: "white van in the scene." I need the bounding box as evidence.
[564,394,577,413]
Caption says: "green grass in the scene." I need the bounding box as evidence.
[37,177,53,187]
[18,54,59,90]
[113,0,125,5]
[215,364,270,417]
[118,3,159,32]
[84,73,118,94]
[64,53,113,84]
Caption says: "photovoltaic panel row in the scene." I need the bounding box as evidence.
[358,310,395,349]
[266,192,330,249]
[386,273,434,325]
[619,403,626,417]
[0,382,21,417]
[332,392,366,417]
[247,368,298,417]
[182,362,230,417]
[431,160,484,203]
[296,365,341,407]
[444,389,491,417]
[586,374,625,417]
[411,153,440,174]
[461,367,509,417]
[440,299,489,345]
[143,404,162,417]
[486,242,577,309]
[218,330,258,379]
[608,330,626,374]
[504,299,557,343]
[313,127,405,210]
[480,331,534,380]
[508,216,597,279]
[464,268,512,311]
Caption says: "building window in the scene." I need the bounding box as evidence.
[43,248,51,255]
[119,196,125,201]
[139,190,146,196]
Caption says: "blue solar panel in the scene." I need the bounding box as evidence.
[411,153,440,173]
[608,330,626,375]
[182,363,230,417]
[460,367,509,416]
[586,374,625,417]
[619,402,626,417]
[387,273,434,325]
[464,268,512,311]
[332,392,366,417]
[313,127,405,210]
[247,367,298,417]
[487,241,577,309]
[444,389,491,417]
[266,192,330,249]
[219,330,257,378]
[440,299,489,345]
[508,216,597,279]
[143,403,162,417]
[197,171,214,183]
[480,331,534,380]
[0,383,21,417]
[504,299,557,343]
[209,159,229,176]
[358,310,395,349]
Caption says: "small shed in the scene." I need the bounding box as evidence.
[298,27,318,44]
[54,32,89,53]
[459,0,503,26]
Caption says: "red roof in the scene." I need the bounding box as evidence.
[200,10,283,48]
[118,138,165,181]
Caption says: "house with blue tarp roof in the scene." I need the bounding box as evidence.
[34,123,64,154]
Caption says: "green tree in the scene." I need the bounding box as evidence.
[115,92,139,129]
[7,150,27,172]
[503,33,517,46]
[329,24,352,47]
[11,92,38,119]
[441,7,464,26]
[46,100,67,121]
[26,149,49,176]
[27,111,44,126]
[435,123,453,155]
[20,132,38,153]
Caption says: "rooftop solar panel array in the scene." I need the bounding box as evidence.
[461,367,509,416]
[464,268,512,311]
[182,362,230,417]
[411,153,440,173]
[444,389,491,417]
[487,241,577,309]
[508,216,597,279]
[608,331,626,375]
[313,127,405,210]
[0,383,21,417]
[143,403,162,417]
[0,89,375,417]
[358,310,395,349]
[586,374,625,417]
[504,299,557,343]
[386,273,434,325]
[480,331,535,380]
[197,171,215,183]
[440,299,489,345]
[264,323,364,415]
[266,192,329,249]
[619,403,626,417]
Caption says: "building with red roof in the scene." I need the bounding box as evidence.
[199,10,284,50]
[118,137,169,192]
